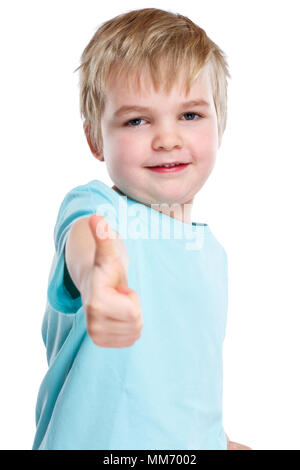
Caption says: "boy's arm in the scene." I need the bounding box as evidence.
[65,216,129,297]
[65,214,142,349]
[65,216,96,296]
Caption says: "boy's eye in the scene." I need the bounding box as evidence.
[124,112,202,127]
[125,117,146,127]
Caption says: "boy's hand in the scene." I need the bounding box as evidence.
[81,214,143,348]
[226,433,252,450]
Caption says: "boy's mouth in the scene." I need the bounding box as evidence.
[146,161,190,168]
[145,162,191,173]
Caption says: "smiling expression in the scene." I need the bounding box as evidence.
[89,64,219,223]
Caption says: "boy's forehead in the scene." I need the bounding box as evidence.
[105,65,212,110]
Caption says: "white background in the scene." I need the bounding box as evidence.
[1,0,299,450]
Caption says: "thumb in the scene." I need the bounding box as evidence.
[89,214,120,267]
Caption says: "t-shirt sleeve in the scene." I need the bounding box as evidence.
[46,182,119,314]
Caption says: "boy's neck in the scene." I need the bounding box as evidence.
[111,185,193,225]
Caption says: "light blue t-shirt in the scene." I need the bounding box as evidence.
[32,179,228,450]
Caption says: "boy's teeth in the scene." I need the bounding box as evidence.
[159,163,179,167]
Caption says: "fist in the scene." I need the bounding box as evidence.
[81,214,143,348]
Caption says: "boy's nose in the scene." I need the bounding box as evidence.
[153,135,183,151]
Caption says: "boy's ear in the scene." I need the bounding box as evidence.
[83,123,104,161]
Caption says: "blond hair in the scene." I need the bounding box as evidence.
[74,7,231,156]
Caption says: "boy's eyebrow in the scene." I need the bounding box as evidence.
[113,99,210,118]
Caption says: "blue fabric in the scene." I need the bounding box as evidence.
[32,179,228,450]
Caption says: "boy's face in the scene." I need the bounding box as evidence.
[88,65,218,222]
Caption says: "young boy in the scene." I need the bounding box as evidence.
[32,8,251,450]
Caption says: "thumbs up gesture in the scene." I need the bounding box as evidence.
[81,214,143,348]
